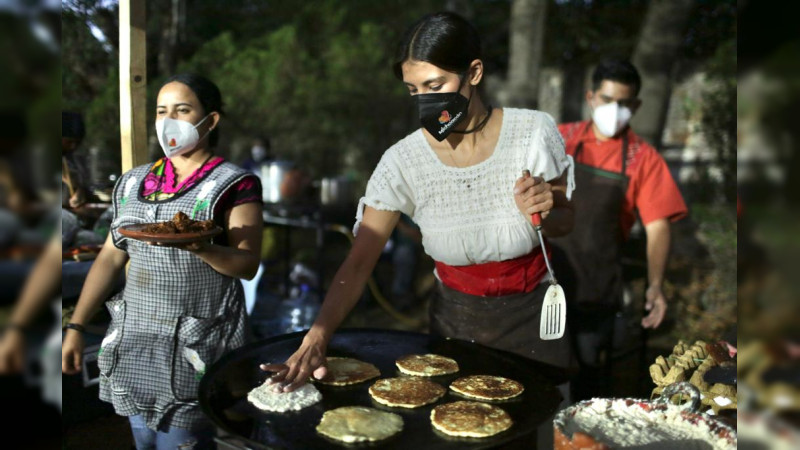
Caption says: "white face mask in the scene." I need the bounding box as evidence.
[155,115,211,158]
[591,101,632,137]
[251,145,267,162]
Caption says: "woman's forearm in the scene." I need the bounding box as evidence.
[645,219,670,288]
[191,244,260,279]
[306,255,377,344]
[306,208,399,345]
[69,245,128,326]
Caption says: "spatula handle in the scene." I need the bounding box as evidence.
[531,212,543,228]
[521,170,544,230]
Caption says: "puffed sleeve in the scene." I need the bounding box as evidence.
[110,171,139,251]
[527,112,575,200]
[353,150,415,236]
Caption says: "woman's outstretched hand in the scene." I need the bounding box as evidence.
[259,331,329,393]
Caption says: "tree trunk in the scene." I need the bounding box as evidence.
[157,0,184,76]
[631,0,695,148]
[561,62,589,123]
[504,0,547,109]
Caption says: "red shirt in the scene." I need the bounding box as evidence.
[558,121,687,238]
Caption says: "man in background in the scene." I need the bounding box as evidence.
[554,59,688,399]
[241,136,273,174]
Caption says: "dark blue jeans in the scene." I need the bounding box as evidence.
[129,415,216,449]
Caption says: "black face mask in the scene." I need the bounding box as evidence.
[414,77,471,142]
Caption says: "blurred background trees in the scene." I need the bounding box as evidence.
[62,0,736,201]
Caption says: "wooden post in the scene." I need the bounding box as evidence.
[119,0,148,173]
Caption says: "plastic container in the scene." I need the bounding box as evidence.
[277,284,320,333]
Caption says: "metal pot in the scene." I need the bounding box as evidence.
[319,176,354,206]
[259,160,294,203]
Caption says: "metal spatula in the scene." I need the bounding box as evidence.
[522,170,566,340]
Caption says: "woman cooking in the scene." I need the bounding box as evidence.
[263,12,575,392]
[61,74,262,449]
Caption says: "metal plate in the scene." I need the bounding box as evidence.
[200,329,565,449]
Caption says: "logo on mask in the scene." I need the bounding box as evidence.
[155,115,212,158]
[414,87,470,142]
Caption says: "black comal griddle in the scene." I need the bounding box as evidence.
[200,328,565,449]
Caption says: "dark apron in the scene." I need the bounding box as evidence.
[429,280,574,370]
[551,128,628,308]
[550,125,629,371]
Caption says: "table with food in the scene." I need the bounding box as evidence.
[554,338,738,450]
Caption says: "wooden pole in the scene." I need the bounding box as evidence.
[119,0,148,173]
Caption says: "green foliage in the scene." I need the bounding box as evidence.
[65,0,439,182]
[543,0,649,66]
[668,202,737,342]
[84,68,122,170]
[63,0,739,186]
[0,10,62,183]
[543,0,736,67]
[177,15,411,180]
[680,0,737,62]
[62,7,114,111]
[698,38,736,203]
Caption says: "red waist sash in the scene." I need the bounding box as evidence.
[434,246,550,297]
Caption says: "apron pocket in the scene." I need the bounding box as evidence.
[97,295,126,377]
[171,315,225,401]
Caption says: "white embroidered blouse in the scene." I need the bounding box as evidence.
[355,108,575,266]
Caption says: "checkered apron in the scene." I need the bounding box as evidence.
[99,161,251,431]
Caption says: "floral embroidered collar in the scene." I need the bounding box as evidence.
[141,156,223,201]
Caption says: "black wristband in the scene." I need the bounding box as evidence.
[63,323,86,334]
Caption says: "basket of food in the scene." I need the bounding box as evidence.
[649,339,737,417]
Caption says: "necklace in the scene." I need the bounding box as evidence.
[451,106,493,135]
[448,147,478,169]
[173,153,214,185]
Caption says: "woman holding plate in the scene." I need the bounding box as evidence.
[62,74,262,449]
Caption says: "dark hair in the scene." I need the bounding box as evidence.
[392,12,482,80]
[591,59,642,96]
[62,111,85,140]
[255,136,271,150]
[164,73,223,146]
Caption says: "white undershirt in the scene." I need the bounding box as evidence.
[355,108,574,266]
